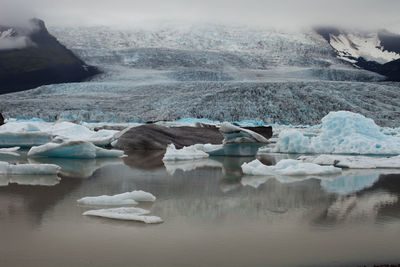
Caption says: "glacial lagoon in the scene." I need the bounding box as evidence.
[1,151,400,266]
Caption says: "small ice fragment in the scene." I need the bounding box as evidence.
[83,207,163,224]
[77,190,156,206]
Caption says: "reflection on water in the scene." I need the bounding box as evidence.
[1,151,400,266]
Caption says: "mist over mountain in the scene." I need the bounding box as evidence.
[0,19,99,94]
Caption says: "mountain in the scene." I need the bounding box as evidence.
[0,19,99,94]
[315,27,400,81]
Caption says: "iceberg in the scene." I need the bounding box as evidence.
[242,159,342,176]
[207,122,269,157]
[0,120,118,148]
[275,111,400,155]
[298,155,400,169]
[164,158,223,175]
[77,190,156,206]
[162,144,210,161]
[28,141,124,159]
[0,147,20,156]
[7,175,61,186]
[83,207,163,224]
[0,161,60,175]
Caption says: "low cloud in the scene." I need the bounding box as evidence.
[0,36,31,50]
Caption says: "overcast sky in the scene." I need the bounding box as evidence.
[1,0,400,31]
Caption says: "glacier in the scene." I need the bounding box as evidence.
[2,24,400,126]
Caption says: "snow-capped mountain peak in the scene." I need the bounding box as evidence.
[329,32,400,64]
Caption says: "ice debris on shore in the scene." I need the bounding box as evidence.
[0,161,60,175]
[274,111,400,155]
[83,207,163,224]
[242,159,342,176]
[77,190,156,206]
[298,155,400,169]
[28,141,124,159]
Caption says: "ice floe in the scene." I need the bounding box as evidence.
[77,190,156,206]
[0,147,20,156]
[28,141,124,159]
[164,158,223,175]
[6,175,61,186]
[83,207,163,224]
[0,120,118,147]
[274,111,400,155]
[242,159,342,176]
[298,155,400,169]
[0,161,60,175]
[163,144,210,161]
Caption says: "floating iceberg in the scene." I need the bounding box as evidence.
[7,175,61,186]
[162,144,210,161]
[0,161,60,175]
[242,159,342,176]
[207,122,269,156]
[77,190,156,206]
[0,147,20,156]
[83,207,163,224]
[298,155,400,169]
[0,120,118,148]
[28,141,124,159]
[164,158,223,175]
[275,111,400,155]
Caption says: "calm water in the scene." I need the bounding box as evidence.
[1,151,400,267]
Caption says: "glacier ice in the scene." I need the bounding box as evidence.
[162,144,210,161]
[0,120,118,148]
[83,207,163,224]
[0,161,60,175]
[77,190,156,206]
[298,155,400,169]
[274,111,400,155]
[7,175,61,186]
[28,141,124,159]
[163,158,223,175]
[241,159,342,176]
[0,147,20,156]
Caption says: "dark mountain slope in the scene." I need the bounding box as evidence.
[0,19,99,94]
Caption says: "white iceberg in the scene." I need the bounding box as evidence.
[162,144,210,161]
[8,175,61,186]
[28,141,124,159]
[77,190,156,206]
[219,122,269,144]
[83,207,163,224]
[0,120,118,148]
[275,111,400,155]
[0,161,60,175]
[164,158,223,175]
[242,159,342,176]
[0,147,20,156]
[298,155,400,169]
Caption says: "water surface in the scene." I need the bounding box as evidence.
[1,151,400,266]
